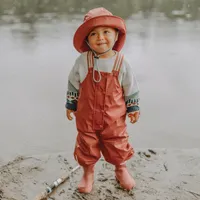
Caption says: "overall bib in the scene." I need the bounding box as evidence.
[74,51,134,166]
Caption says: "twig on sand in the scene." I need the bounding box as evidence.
[148,149,157,155]
[35,165,80,200]
[184,189,200,199]
[163,162,168,171]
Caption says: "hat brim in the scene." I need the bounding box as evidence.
[73,15,126,53]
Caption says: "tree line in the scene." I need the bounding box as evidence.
[0,0,199,21]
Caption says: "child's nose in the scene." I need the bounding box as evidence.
[97,33,104,40]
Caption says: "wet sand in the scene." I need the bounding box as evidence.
[0,149,200,200]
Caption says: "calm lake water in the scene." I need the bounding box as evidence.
[0,11,200,162]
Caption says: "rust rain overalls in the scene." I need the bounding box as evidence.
[74,51,134,166]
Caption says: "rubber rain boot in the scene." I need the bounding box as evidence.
[115,164,136,190]
[78,165,94,193]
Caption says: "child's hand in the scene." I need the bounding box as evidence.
[128,111,140,124]
[66,109,75,120]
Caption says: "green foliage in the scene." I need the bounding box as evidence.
[0,0,199,21]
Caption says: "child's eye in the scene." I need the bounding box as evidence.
[90,32,96,36]
[104,30,109,34]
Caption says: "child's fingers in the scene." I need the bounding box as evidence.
[68,115,73,120]
[128,112,140,124]
[67,110,73,120]
[132,112,140,123]
[130,116,136,123]
[135,112,140,121]
[128,114,135,124]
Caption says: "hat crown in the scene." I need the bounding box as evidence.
[84,7,113,22]
[74,7,126,53]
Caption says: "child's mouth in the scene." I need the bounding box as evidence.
[97,43,106,46]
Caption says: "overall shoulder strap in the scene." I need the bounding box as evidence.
[112,52,124,74]
[87,51,94,69]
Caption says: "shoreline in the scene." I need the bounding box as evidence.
[1,149,200,200]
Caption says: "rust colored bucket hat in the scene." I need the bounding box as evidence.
[73,7,126,53]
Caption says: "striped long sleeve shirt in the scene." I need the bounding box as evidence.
[66,52,140,113]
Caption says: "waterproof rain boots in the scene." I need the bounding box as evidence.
[115,164,136,190]
[78,165,94,193]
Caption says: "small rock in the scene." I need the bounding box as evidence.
[112,195,120,199]
[143,152,151,158]
[106,188,112,194]
[98,177,108,182]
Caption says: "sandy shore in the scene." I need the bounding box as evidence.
[0,149,200,200]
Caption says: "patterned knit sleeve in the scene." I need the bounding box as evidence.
[65,58,80,111]
[122,58,140,113]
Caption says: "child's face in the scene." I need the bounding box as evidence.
[87,26,118,54]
